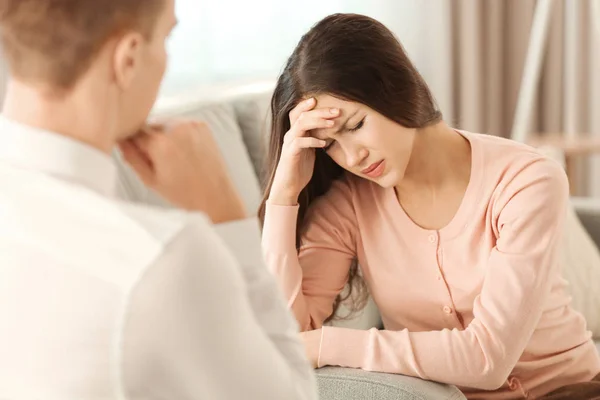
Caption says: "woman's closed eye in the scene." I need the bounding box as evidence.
[348,117,365,132]
[323,118,365,151]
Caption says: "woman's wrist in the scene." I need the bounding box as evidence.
[267,193,299,206]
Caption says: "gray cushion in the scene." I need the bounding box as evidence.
[316,367,466,400]
[232,91,272,188]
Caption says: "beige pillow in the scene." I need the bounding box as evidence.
[539,146,600,338]
[560,201,600,337]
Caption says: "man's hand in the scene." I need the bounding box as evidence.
[300,329,323,369]
[119,120,247,224]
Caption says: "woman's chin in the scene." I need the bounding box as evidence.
[360,170,398,188]
[376,176,396,188]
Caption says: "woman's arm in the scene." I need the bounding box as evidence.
[262,178,358,331]
[312,159,569,390]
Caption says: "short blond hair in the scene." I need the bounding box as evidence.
[0,0,164,89]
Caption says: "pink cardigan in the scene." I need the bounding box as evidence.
[262,131,600,399]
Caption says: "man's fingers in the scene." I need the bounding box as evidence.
[118,140,155,186]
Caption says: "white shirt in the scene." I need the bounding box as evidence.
[0,116,317,400]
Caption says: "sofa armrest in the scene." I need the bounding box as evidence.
[571,196,600,249]
[316,367,466,400]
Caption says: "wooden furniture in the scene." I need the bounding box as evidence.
[527,134,600,194]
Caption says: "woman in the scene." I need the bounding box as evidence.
[259,13,600,400]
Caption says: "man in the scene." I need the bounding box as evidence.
[0,0,316,399]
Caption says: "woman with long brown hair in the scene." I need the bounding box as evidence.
[259,13,600,400]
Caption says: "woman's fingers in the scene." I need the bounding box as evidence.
[284,109,339,144]
[289,97,317,125]
[291,136,327,150]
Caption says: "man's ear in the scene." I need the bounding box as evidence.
[113,32,144,90]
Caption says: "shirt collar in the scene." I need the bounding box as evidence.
[0,115,118,197]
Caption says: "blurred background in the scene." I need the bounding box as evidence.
[2,0,600,197]
[151,0,600,334]
[158,0,600,197]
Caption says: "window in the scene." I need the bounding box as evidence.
[159,1,426,100]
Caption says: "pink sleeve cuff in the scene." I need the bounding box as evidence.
[318,326,371,370]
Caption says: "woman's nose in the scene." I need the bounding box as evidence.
[345,146,369,168]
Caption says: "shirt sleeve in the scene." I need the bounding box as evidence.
[262,178,358,331]
[316,158,569,391]
[213,217,316,390]
[120,214,318,400]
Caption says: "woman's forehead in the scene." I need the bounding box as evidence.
[314,94,361,115]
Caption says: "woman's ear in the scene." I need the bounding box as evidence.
[112,32,144,90]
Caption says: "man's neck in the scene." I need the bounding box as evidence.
[2,79,116,154]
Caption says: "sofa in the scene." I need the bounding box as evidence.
[113,81,600,400]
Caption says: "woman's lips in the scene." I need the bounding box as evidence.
[361,160,385,178]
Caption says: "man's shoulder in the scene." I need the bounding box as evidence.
[0,167,218,286]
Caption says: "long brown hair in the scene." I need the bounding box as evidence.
[258,13,442,321]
